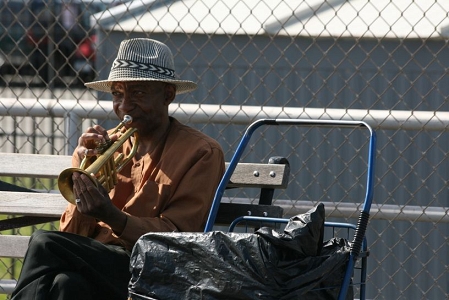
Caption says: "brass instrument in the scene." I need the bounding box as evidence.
[58,115,139,204]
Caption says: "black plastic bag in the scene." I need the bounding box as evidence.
[128,204,352,299]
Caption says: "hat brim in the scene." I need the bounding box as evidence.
[85,78,197,95]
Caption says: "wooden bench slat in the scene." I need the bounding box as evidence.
[0,192,66,217]
[0,154,289,189]
[0,235,30,258]
[227,163,289,189]
[0,153,72,178]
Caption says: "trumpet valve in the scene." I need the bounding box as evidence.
[95,139,113,154]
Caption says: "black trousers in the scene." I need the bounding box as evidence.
[11,230,131,300]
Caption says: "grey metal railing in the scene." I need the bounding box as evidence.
[1,98,448,224]
[3,98,449,152]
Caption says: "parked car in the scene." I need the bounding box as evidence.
[0,0,114,85]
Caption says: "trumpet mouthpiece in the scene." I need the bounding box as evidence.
[123,115,133,124]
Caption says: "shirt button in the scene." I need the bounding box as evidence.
[134,162,141,167]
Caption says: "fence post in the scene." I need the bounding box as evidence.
[64,112,82,156]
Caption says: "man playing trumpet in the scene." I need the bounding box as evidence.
[12,38,225,300]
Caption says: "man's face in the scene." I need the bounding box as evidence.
[111,81,174,135]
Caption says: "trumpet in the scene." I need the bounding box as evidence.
[58,115,139,204]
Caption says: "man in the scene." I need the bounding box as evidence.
[11,38,225,300]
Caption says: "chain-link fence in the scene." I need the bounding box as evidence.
[1,0,449,299]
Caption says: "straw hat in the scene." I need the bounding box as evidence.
[85,38,197,94]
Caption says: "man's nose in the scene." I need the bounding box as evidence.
[118,96,135,112]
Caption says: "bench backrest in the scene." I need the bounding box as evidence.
[0,153,289,223]
[0,152,289,237]
[0,153,290,294]
[0,153,289,224]
[0,153,289,190]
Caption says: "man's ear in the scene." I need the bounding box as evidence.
[164,84,176,105]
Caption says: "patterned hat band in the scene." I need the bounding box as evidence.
[85,38,197,95]
[111,59,175,79]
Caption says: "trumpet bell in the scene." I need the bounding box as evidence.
[58,168,99,205]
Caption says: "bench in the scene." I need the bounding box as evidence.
[0,152,289,294]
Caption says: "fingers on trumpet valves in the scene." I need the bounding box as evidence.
[82,148,90,159]
[97,135,111,144]
[82,148,96,159]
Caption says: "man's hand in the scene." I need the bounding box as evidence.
[72,172,127,235]
[75,125,119,163]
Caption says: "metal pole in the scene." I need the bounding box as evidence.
[2,98,449,131]
[63,112,82,155]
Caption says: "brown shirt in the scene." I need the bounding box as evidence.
[59,118,225,251]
